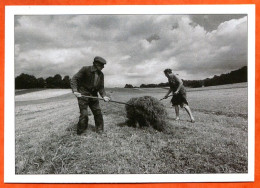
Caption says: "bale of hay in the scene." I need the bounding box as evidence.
[125,96,167,131]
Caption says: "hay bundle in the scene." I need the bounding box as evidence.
[125,96,167,131]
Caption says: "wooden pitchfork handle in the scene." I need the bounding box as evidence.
[80,94,133,106]
[159,94,174,101]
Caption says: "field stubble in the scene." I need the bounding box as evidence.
[15,84,248,174]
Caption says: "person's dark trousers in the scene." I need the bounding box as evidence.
[77,97,104,134]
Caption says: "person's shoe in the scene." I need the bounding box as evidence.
[191,119,195,123]
[77,129,84,135]
[96,129,104,134]
[175,117,180,121]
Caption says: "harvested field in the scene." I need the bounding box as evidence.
[15,83,248,174]
[15,89,71,101]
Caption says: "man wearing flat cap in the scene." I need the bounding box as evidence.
[71,56,111,135]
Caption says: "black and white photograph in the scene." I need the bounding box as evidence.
[5,5,255,183]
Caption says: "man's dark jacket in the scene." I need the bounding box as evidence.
[70,66,106,97]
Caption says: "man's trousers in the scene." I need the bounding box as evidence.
[77,97,104,134]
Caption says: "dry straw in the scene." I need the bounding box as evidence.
[125,96,167,131]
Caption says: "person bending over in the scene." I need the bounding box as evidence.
[162,68,195,123]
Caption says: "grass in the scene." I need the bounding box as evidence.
[15,84,248,174]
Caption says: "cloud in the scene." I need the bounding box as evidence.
[120,55,131,61]
[171,22,179,30]
[146,34,160,43]
[189,14,246,32]
[14,14,248,87]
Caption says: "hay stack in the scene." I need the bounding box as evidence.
[125,96,167,131]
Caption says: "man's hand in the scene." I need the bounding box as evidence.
[103,96,110,102]
[174,91,179,95]
[73,91,82,98]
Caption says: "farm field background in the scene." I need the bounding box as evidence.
[15,82,248,174]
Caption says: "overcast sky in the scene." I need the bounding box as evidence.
[15,14,247,87]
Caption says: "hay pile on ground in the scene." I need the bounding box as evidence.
[125,96,167,131]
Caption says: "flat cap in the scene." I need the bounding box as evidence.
[94,56,107,64]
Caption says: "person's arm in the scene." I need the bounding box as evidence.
[70,67,86,97]
[98,74,110,102]
[173,74,183,94]
[164,87,172,98]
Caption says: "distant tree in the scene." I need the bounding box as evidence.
[62,75,71,88]
[138,66,247,88]
[140,83,159,88]
[158,82,169,87]
[53,74,62,88]
[183,80,203,88]
[45,76,55,88]
[46,74,63,88]
[124,84,134,88]
[204,78,211,87]
[203,66,247,87]
[37,77,46,88]
[15,73,38,89]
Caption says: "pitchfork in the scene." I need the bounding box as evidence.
[80,94,134,106]
[159,94,174,101]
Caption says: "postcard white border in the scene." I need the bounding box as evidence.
[5,5,255,183]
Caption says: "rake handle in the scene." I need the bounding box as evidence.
[80,95,133,106]
[160,94,174,101]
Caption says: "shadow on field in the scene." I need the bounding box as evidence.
[65,123,96,134]
[167,117,192,123]
[117,121,127,127]
[162,121,199,139]
[115,119,198,141]
[65,124,77,133]
[193,109,247,119]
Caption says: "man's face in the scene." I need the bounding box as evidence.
[95,62,104,71]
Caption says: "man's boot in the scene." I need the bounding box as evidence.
[77,114,88,135]
[94,113,104,134]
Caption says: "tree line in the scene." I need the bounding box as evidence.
[125,66,247,88]
[16,66,247,89]
[15,73,71,89]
